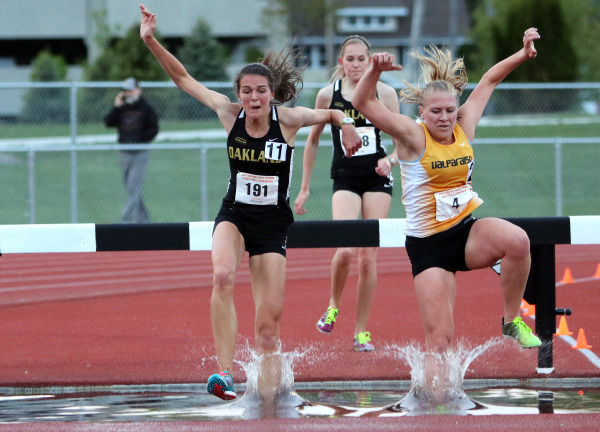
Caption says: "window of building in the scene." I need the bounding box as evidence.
[336,7,408,33]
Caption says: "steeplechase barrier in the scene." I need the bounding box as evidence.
[2,216,600,373]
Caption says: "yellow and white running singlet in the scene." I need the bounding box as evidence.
[399,122,483,238]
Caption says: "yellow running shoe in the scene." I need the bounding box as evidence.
[354,331,374,352]
[502,317,542,348]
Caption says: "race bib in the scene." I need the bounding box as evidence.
[264,141,288,161]
[340,126,376,157]
[235,172,279,205]
[434,184,474,222]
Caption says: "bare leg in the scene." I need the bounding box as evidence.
[210,222,245,372]
[354,191,392,335]
[413,267,457,398]
[250,252,286,403]
[413,267,457,353]
[465,218,530,323]
[328,190,362,310]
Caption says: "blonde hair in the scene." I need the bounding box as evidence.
[329,35,371,83]
[235,49,303,105]
[400,45,468,105]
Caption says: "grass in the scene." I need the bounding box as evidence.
[1,117,600,224]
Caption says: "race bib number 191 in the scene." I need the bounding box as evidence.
[235,172,279,205]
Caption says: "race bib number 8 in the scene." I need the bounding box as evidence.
[235,172,279,205]
[434,184,474,222]
[340,126,376,157]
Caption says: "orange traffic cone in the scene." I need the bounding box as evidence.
[559,268,574,284]
[593,263,600,279]
[522,303,536,317]
[572,328,592,349]
[554,316,573,336]
[520,299,530,311]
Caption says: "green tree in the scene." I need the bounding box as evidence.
[81,22,168,122]
[463,0,577,113]
[21,50,69,123]
[176,18,228,120]
[179,19,227,81]
[465,0,576,82]
[86,23,167,82]
[561,0,600,81]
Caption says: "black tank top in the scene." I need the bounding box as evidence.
[329,79,387,177]
[223,106,294,219]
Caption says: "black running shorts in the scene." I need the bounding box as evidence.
[213,204,291,257]
[332,172,393,197]
[405,215,477,277]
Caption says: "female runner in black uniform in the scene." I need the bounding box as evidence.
[294,35,400,352]
[140,4,361,403]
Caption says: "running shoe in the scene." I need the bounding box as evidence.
[502,316,542,348]
[207,370,237,400]
[354,331,374,352]
[316,306,339,334]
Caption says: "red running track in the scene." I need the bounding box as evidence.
[0,245,599,430]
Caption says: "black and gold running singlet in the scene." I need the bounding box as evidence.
[329,79,387,178]
[223,106,294,220]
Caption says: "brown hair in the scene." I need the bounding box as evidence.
[329,35,371,82]
[400,45,468,105]
[234,49,303,105]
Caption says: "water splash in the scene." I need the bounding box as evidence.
[229,341,313,419]
[386,338,502,415]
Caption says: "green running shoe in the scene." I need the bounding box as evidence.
[502,316,542,348]
[354,331,374,352]
[316,306,339,334]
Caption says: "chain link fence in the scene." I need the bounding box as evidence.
[1,81,599,224]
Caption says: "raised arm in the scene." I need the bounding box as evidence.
[294,86,332,215]
[354,53,423,161]
[279,105,361,157]
[139,4,232,116]
[459,27,540,140]
[373,81,401,176]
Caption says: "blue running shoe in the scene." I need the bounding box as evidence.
[207,370,237,400]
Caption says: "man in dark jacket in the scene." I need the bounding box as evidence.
[104,77,158,223]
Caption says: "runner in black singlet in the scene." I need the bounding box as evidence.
[294,35,400,352]
[140,4,361,404]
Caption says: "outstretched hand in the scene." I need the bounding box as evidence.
[294,190,309,215]
[341,126,362,157]
[139,3,157,40]
[523,27,540,59]
[371,53,404,73]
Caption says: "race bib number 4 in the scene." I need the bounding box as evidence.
[434,184,474,222]
[340,126,376,157]
[235,172,279,205]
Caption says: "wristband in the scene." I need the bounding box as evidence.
[339,117,355,127]
[388,156,398,166]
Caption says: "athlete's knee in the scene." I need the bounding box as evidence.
[212,265,236,292]
[255,322,279,352]
[357,249,378,275]
[427,332,452,353]
[505,227,530,260]
[335,247,355,266]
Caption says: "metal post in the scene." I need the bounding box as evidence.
[70,83,79,223]
[554,138,562,216]
[28,150,35,224]
[200,144,208,221]
[524,244,556,373]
